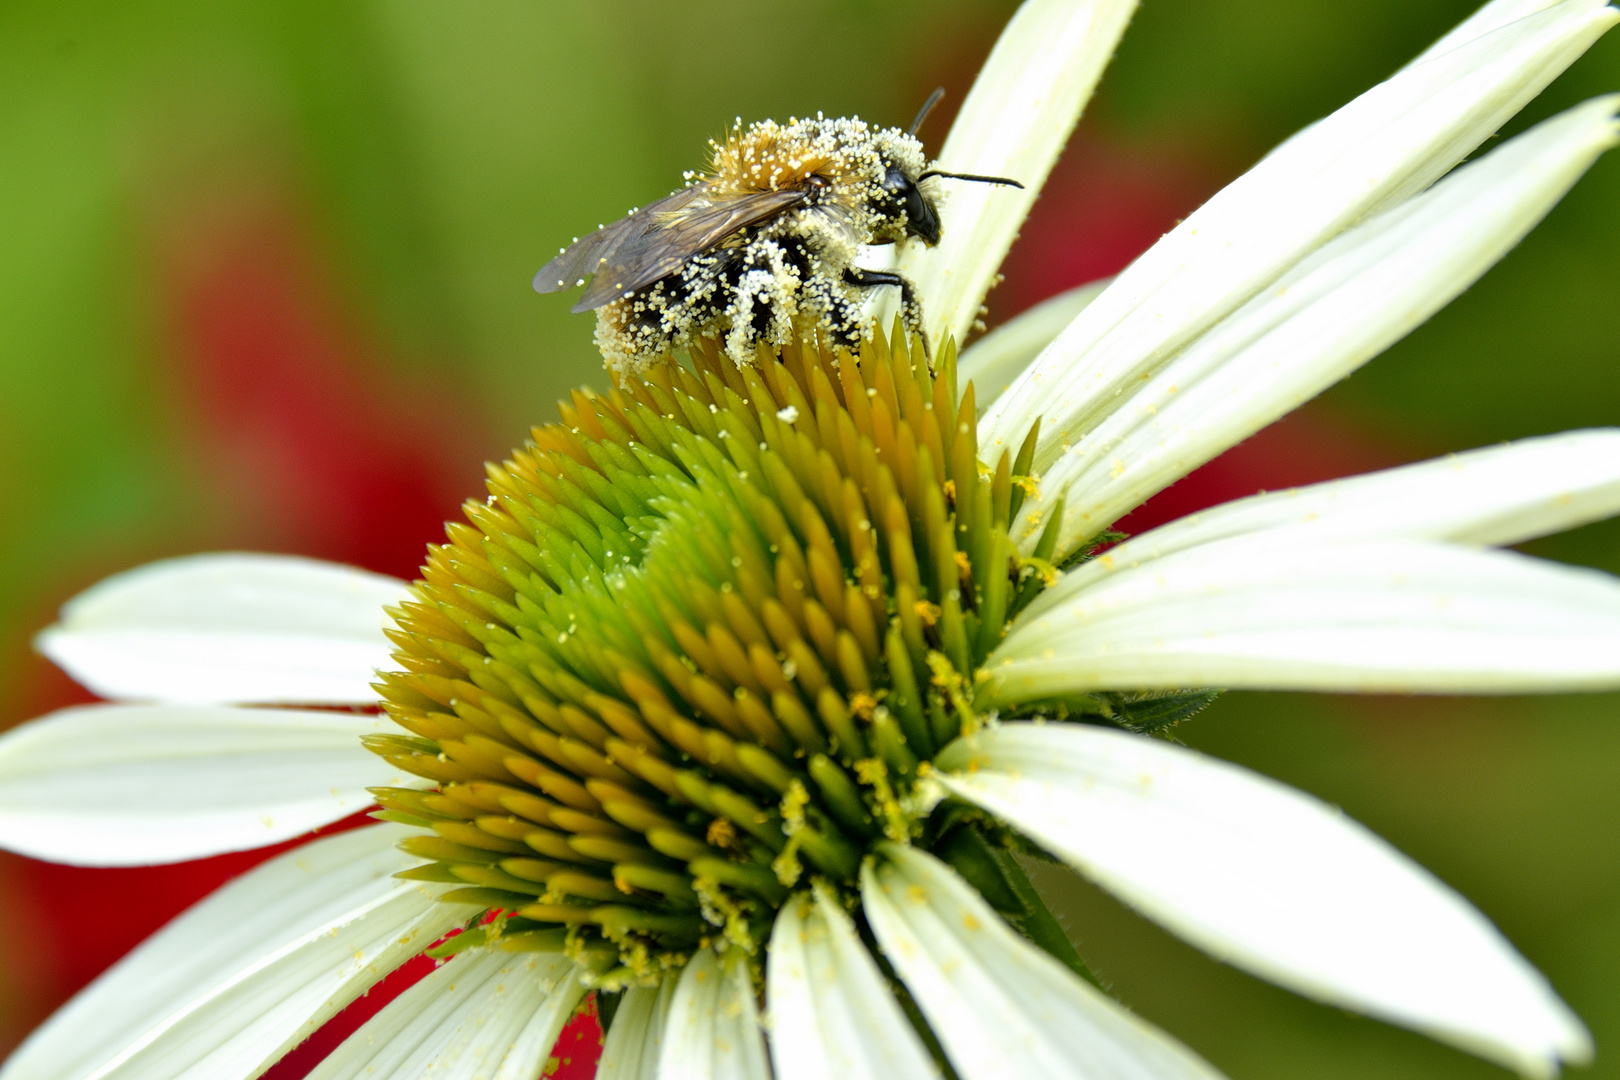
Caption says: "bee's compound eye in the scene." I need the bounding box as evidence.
[903,186,929,228]
[902,178,941,247]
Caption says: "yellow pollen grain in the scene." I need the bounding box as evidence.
[707,818,738,848]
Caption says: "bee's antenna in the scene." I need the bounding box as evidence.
[908,87,946,137]
[917,169,1025,189]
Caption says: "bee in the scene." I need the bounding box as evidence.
[533,90,1021,373]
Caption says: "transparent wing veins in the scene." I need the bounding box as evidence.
[534,183,808,312]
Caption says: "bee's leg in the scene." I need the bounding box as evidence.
[805,273,866,350]
[842,268,930,361]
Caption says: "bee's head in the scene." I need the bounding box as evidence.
[882,165,942,247]
[871,88,1023,248]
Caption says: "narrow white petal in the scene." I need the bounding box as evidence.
[980,0,1617,468]
[599,978,677,1080]
[960,278,1113,413]
[934,723,1592,1077]
[37,553,413,705]
[1056,428,1620,587]
[1016,97,1620,552]
[306,946,583,1080]
[767,884,939,1080]
[892,0,1139,346]
[0,703,418,866]
[1419,0,1589,59]
[861,844,1226,1080]
[659,947,770,1080]
[0,824,460,1080]
[990,539,1620,699]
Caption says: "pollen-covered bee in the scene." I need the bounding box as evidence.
[533,92,1020,373]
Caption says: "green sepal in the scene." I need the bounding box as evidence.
[597,988,623,1035]
[1098,688,1224,735]
[933,820,1103,990]
[1057,528,1128,572]
[987,840,1104,991]
[933,821,1022,913]
[427,925,490,959]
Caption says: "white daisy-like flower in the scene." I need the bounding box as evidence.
[4,1,1620,1079]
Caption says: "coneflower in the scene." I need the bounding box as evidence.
[368,324,1073,967]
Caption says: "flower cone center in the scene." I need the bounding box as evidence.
[368,321,1054,984]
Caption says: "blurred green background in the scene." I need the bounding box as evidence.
[1,1,1617,1076]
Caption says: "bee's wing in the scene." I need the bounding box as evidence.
[532,185,709,295]
[571,187,807,312]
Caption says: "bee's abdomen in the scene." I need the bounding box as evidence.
[595,228,860,375]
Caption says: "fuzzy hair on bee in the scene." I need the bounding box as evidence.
[533,101,1020,374]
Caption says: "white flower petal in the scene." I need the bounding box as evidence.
[306,947,584,1080]
[934,723,1592,1077]
[990,539,1620,700]
[891,0,1139,346]
[1055,428,1620,587]
[959,278,1113,413]
[1419,0,1591,59]
[659,947,770,1080]
[980,0,1617,467]
[37,553,413,705]
[766,884,939,1080]
[1014,96,1620,552]
[0,824,459,1080]
[0,703,418,866]
[861,843,1226,1080]
[598,978,676,1080]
